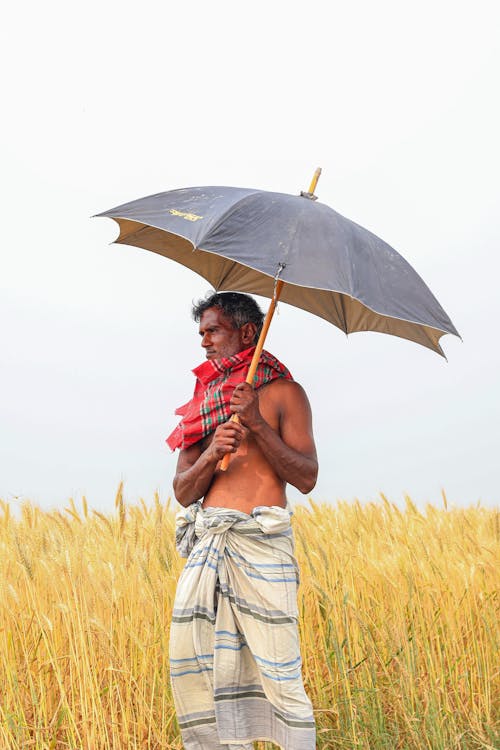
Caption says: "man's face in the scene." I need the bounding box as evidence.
[199,307,246,360]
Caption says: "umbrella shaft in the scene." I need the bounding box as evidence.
[219,280,284,472]
[246,279,284,384]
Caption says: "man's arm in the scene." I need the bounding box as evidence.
[172,421,247,506]
[230,380,318,494]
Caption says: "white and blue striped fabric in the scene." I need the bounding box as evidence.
[169,502,315,749]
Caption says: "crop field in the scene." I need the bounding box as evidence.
[0,489,498,749]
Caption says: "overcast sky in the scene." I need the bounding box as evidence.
[1,1,499,513]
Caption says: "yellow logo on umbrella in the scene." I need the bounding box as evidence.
[168,209,203,222]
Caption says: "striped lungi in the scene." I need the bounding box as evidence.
[169,502,315,750]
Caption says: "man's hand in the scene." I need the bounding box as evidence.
[207,420,248,461]
[229,382,264,431]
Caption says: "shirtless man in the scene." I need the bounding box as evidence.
[173,294,318,512]
[169,292,318,750]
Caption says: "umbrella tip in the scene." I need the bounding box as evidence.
[301,167,322,201]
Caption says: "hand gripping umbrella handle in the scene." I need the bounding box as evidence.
[219,279,284,472]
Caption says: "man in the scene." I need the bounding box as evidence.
[168,292,318,750]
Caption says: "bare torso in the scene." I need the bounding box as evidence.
[202,382,286,514]
[173,373,317,511]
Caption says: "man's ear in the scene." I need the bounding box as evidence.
[241,322,257,345]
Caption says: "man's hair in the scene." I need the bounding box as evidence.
[192,292,264,345]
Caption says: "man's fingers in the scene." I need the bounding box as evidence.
[234,381,252,391]
[232,385,253,398]
[219,422,246,437]
[232,383,254,401]
[216,437,241,455]
[219,434,242,446]
[213,420,248,456]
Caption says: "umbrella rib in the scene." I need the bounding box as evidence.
[324,290,349,335]
[214,264,234,291]
[338,294,349,335]
[420,325,446,358]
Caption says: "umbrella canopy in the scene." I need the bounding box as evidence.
[96,184,459,356]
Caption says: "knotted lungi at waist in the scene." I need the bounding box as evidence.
[169,502,316,750]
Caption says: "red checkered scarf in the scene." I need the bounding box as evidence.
[166,346,293,451]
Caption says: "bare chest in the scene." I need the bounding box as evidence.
[201,382,281,453]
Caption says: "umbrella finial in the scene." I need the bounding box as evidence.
[300,167,322,201]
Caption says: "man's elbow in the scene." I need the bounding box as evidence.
[298,478,317,494]
[296,461,318,495]
[173,476,194,507]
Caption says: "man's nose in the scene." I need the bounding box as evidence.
[201,333,211,347]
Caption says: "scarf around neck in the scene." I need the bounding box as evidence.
[166,346,293,451]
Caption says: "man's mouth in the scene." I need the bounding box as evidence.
[205,350,216,358]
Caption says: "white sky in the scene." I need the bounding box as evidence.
[1,0,499,513]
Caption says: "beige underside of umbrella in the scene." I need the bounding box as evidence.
[112,217,445,353]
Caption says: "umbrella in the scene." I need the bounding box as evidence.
[96,170,460,468]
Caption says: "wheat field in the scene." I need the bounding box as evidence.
[0,489,498,749]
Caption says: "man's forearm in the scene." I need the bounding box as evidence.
[251,419,318,494]
[173,450,218,507]
[173,422,247,507]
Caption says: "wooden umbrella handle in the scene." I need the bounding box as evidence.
[219,279,284,472]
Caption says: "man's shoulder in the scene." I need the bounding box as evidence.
[259,378,309,401]
[259,378,313,424]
